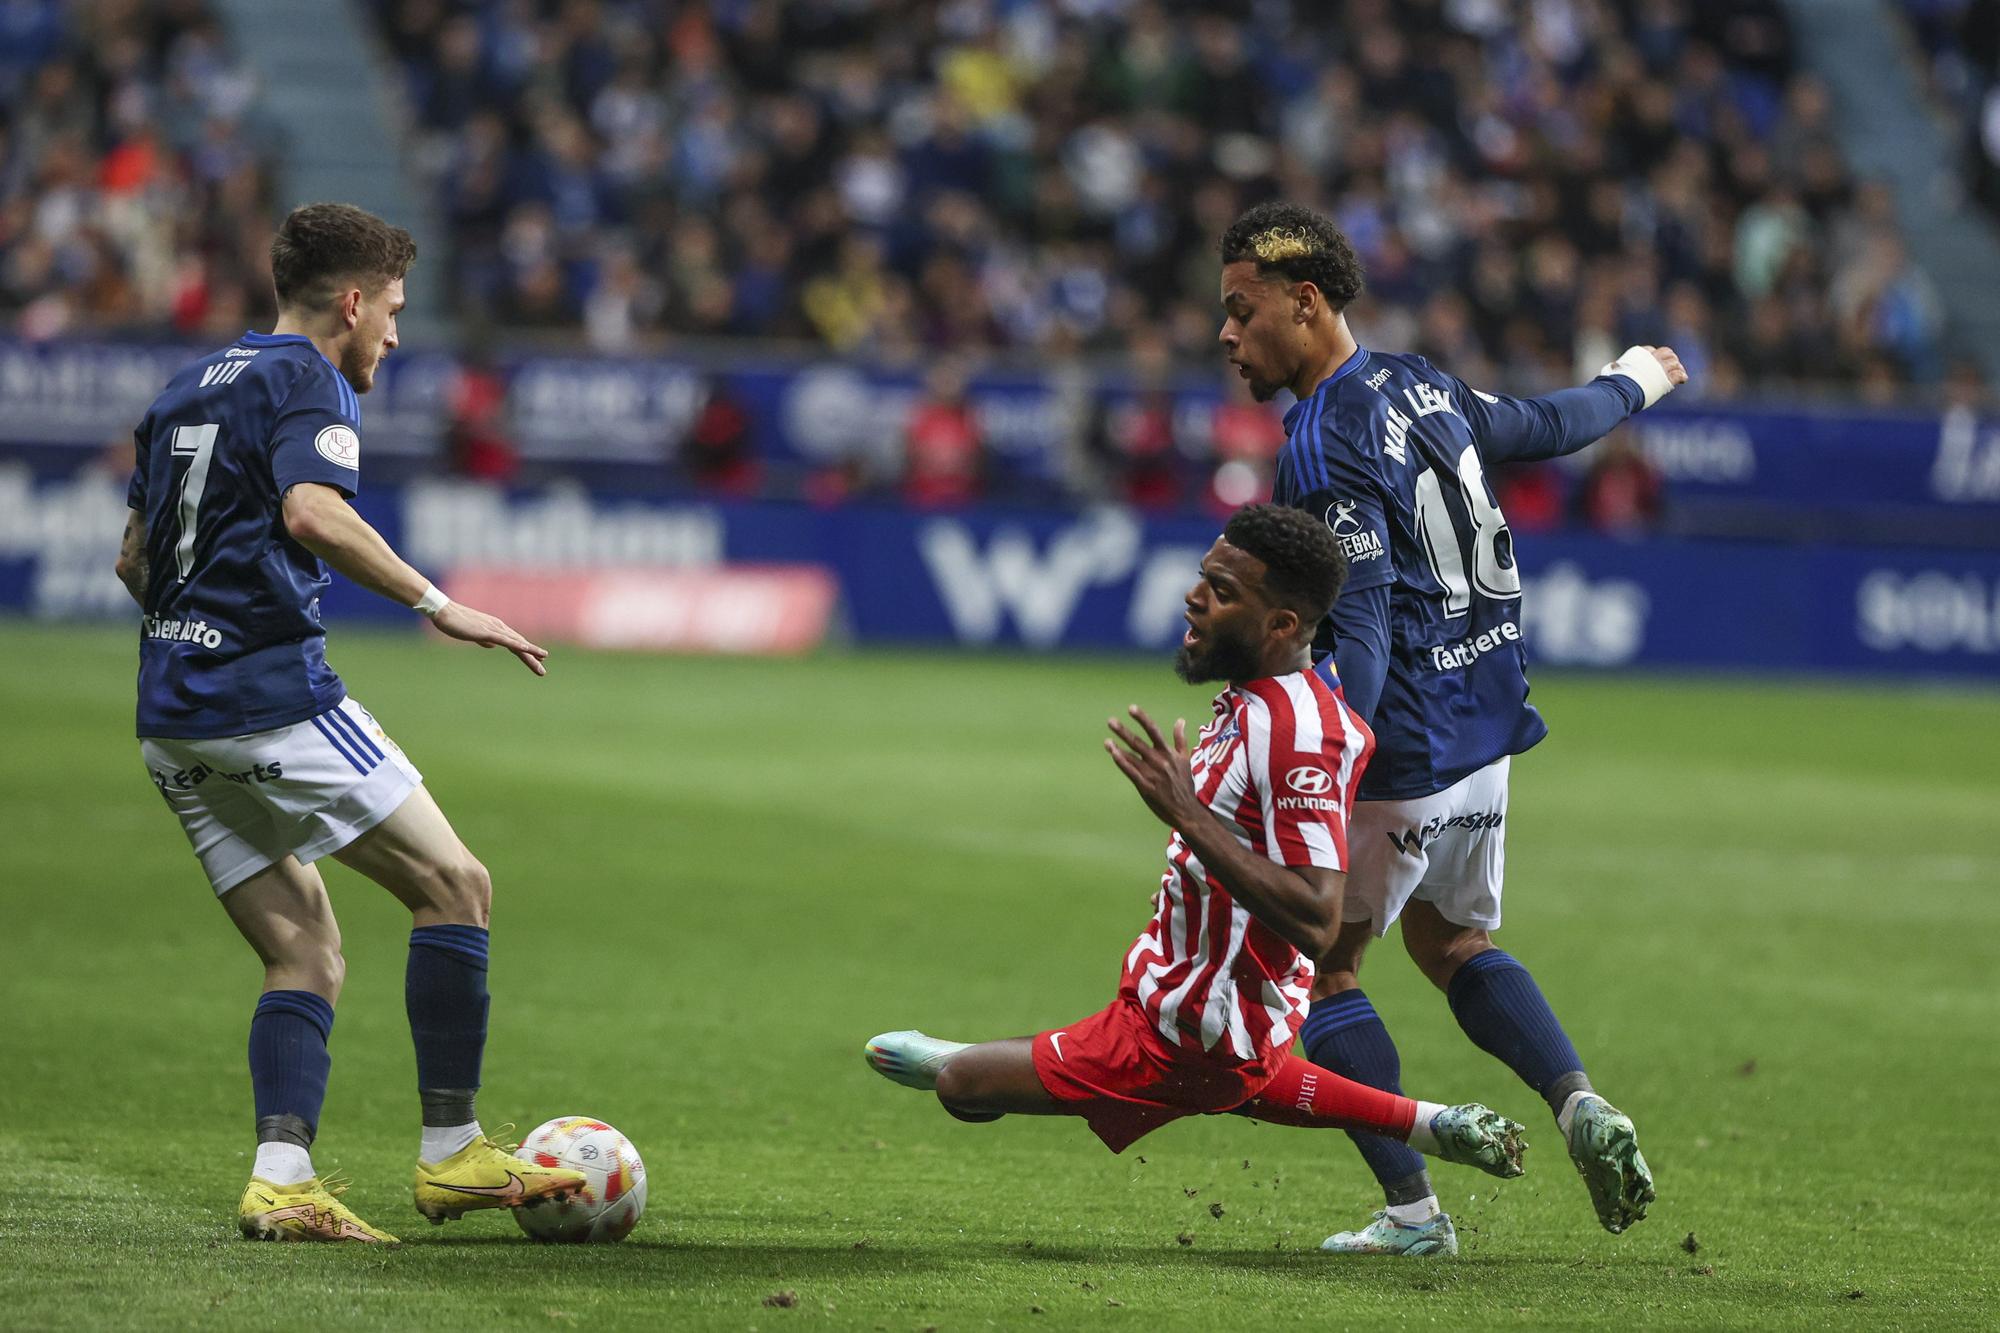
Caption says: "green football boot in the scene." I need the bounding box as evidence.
[1564,1095,1654,1233]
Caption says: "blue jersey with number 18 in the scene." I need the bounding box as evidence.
[127,331,364,739]
[1273,346,1642,801]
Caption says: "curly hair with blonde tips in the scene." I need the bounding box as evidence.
[1219,202,1364,312]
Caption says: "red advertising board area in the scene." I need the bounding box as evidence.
[441,566,837,655]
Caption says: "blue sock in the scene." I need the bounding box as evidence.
[249,989,334,1147]
[407,925,490,1123]
[1446,949,1589,1114]
[1299,989,1434,1204]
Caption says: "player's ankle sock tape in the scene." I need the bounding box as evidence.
[407,927,490,1094]
[248,990,334,1138]
[1300,990,1432,1193]
[421,1089,479,1130]
[1445,950,1585,1101]
[1546,1071,1596,1122]
[256,1113,316,1151]
[1382,1174,1439,1211]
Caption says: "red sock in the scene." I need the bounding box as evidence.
[1235,1057,1419,1138]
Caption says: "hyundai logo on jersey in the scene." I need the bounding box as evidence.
[1285,765,1334,795]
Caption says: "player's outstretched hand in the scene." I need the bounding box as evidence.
[1646,345,1689,388]
[1106,705,1202,830]
[430,601,550,676]
[1599,345,1687,408]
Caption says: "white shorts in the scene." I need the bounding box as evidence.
[140,696,423,895]
[1344,756,1510,938]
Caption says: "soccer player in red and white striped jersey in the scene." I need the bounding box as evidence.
[865,505,1527,1185]
[1123,660,1370,1068]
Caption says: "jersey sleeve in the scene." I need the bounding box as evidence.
[1424,359,1642,464]
[1327,583,1391,727]
[268,360,363,498]
[1298,416,1397,595]
[126,415,151,510]
[1247,685,1352,873]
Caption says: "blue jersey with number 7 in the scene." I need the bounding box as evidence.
[127,331,364,739]
[1273,346,1643,801]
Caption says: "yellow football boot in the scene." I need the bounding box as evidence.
[239,1174,399,1243]
[412,1126,586,1224]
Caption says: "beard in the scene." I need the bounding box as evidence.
[338,338,377,393]
[1173,629,1261,684]
[1246,374,1281,403]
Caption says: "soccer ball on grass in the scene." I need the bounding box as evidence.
[513,1116,647,1242]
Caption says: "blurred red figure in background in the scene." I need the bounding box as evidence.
[1110,336,1184,511]
[1575,431,1664,535]
[447,350,519,484]
[902,362,984,508]
[1208,371,1285,513]
[1113,387,1180,510]
[1490,463,1565,534]
[684,378,761,497]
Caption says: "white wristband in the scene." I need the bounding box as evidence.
[1598,345,1676,410]
[413,582,450,617]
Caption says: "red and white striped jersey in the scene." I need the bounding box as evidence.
[1120,669,1373,1063]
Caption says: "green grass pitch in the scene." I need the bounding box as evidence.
[2,622,1996,1329]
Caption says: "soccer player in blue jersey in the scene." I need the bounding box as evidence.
[117,202,585,1242]
[1216,202,1687,1255]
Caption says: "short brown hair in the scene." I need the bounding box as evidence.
[270,202,416,310]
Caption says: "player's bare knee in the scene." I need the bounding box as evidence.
[408,851,491,925]
[295,920,344,991]
[1406,922,1494,991]
[316,945,348,1000]
[1310,919,1374,998]
[1311,967,1362,1000]
[1320,940,1368,979]
[448,854,493,925]
[266,927,343,998]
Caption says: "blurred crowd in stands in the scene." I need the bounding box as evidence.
[371,0,1962,404]
[1901,1,2000,218]
[468,343,1667,529]
[0,0,277,340]
[7,1,2000,527]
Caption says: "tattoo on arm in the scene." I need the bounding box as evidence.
[117,514,149,607]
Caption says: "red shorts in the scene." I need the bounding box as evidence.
[1030,996,1290,1153]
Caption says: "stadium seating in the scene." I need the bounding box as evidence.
[5,1,1998,524]
[361,0,1954,401]
[0,1,1976,404]
[0,0,278,340]
[1899,0,2000,218]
